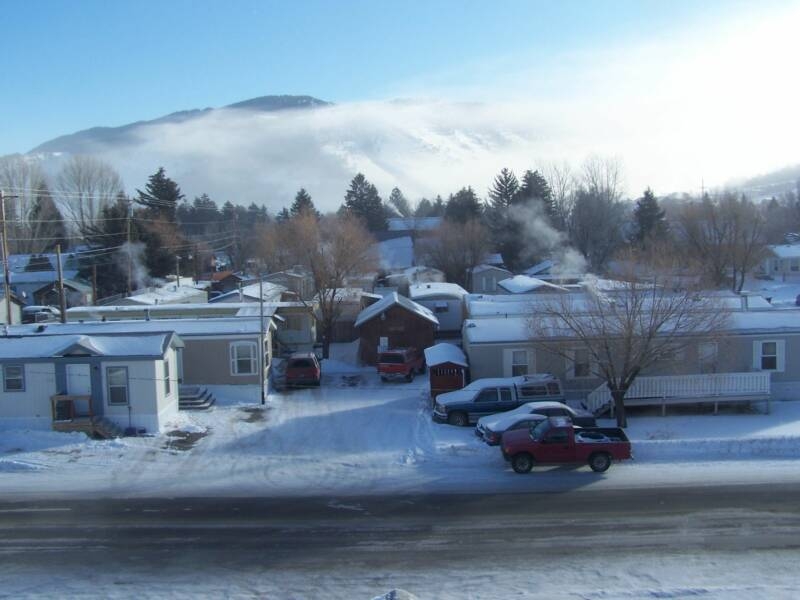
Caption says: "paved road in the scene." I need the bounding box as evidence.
[2,484,799,597]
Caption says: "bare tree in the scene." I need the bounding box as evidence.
[419,218,491,289]
[55,155,124,235]
[529,250,729,427]
[581,155,624,204]
[267,212,378,358]
[542,161,577,232]
[676,192,767,291]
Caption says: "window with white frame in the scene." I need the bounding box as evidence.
[756,341,780,371]
[698,342,718,374]
[230,342,258,375]
[285,315,304,331]
[164,360,171,396]
[3,364,24,392]
[106,366,128,405]
[572,348,592,378]
[511,350,529,376]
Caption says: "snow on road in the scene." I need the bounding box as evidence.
[2,367,800,499]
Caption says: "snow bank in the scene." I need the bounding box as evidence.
[0,430,89,454]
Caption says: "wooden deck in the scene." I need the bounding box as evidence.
[52,417,96,435]
[586,372,772,416]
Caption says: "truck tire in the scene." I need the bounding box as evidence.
[589,452,612,473]
[447,411,468,427]
[406,370,414,382]
[381,376,388,382]
[511,453,534,474]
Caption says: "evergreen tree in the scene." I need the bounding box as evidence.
[444,187,483,223]
[290,188,319,218]
[28,193,67,252]
[487,168,520,210]
[414,198,434,217]
[276,207,291,223]
[430,195,446,217]
[633,188,667,245]
[135,167,184,220]
[342,173,387,232]
[518,169,554,214]
[388,187,412,218]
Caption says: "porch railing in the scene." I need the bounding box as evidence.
[586,371,771,415]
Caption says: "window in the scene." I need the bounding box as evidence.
[230,342,258,375]
[164,360,171,396]
[285,315,304,331]
[698,342,718,374]
[498,387,513,402]
[520,385,547,397]
[434,301,449,314]
[545,430,569,443]
[758,341,779,371]
[106,367,128,405]
[572,348,591,378]
[474,389,498,403]
[511,350,528,376]
[3,364,24,392]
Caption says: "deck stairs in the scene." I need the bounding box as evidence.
[91,416,126,439]
[587,371,771,416]
[179,386,217,411]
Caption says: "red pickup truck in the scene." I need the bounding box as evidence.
[377,347,425,382]
[501,417,632,473]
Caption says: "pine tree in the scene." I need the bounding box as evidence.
[488,168,520,210]
[135,167,184,220]
[633,188,667,245]
[388,187,412,218]
[342,173,387,232]
[290,188,319,218]
[276,207,291,222]
[518,169,554,215]
[445,187,483,223]
[28,193,67,252]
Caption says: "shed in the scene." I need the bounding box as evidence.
[424,343,469,401]
[354,292,439,365]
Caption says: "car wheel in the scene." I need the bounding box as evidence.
[589,452,612,473]
[511,453,534,474]
[380,376,388,382]
[406,371,414,382]
[447,411,468,427]
[418,363,426,374]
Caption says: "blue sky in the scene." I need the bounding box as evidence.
[1,0,791,156]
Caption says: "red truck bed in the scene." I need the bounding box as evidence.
[501,417,632,473]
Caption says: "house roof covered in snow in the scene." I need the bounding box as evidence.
[523,260,554,277]
[209,281,288,303]
[768,244,800,260]
[123,284,207,305]
[471,264,512,275]
[67,302,297,320]
[377,236,414,270]
[409,282,469,300]
[0,332,180,360]
[8,317,266,339]
[387,217,442,232]
[424,343,468,367]
[498,275,569,294]
[354,291,439,328]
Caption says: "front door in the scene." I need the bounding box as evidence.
[66,364,92,395]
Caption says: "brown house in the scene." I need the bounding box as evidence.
[354,292,439,365]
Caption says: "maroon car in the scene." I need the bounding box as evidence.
[285,352,321,388]
[502,417,632,473]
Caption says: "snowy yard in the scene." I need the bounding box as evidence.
[2,360,800,499]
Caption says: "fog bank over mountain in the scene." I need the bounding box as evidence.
[27,94,798,212]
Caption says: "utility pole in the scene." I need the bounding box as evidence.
[55,244,67,323]
[126,202,133,295]
[176,255,181,288]
[0,191,15,324]
[91,264,98,306]
[259,274,266,405]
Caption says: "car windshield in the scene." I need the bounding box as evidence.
[2,2,794,598]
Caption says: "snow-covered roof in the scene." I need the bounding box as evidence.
[354,291,439,328]
[498,275,569,294]
[377,236,414,270]
[67,302,299,319]
[769,244,800,260]
[471,264,512,275]
[387,217,442,232]
[409,282,468,300]
[0,332,177,360]
[523,260,554,276]
[209,281,287,303]
[124,284,207,305]
[483,253,504,266]
[8,317,264,339]
[424,343,468,367]
[7,270,80,284]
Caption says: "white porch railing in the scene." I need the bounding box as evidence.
[586,371,771,415]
